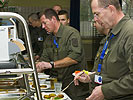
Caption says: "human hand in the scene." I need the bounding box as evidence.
[74,71,92,85]
[86,86,104,100]
[36,61,52,72]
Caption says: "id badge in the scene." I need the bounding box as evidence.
[38,37,43,41]
[94,75,102,84]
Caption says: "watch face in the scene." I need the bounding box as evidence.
[50,61,54,68]
[50,61,54,64]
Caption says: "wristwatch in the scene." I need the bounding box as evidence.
[50,61,54,69]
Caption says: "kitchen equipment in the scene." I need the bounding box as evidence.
[0,12,42,100]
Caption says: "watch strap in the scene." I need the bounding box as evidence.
[50,61,54,69]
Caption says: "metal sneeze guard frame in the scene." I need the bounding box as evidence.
[0,12,42,100]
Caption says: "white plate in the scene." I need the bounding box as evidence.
[38,73,50,79]
[39,79,46,84]
[72,73,76,76]
[28,74,49,81]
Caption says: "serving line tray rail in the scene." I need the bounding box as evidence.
[0,68,34,75]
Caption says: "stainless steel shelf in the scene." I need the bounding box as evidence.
[0,68,34,75]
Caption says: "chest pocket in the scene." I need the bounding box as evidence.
[105,40,129,78]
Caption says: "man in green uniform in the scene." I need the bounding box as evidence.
[36,8,90,100]
[74,0,133,100]
[28,13,48,60]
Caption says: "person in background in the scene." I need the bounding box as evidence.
[58,10,70,26]
[74,0,133,100]
[36,8,90,100]
[28,13,48,61]
[52,5,62,14]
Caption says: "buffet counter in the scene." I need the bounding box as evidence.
[30,73,72,100]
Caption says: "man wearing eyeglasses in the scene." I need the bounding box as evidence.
[74,0,133,100]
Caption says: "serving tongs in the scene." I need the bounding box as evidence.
[61,80,74,93]
[60,71,84,93]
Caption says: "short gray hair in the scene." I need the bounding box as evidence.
[90,0,121,11]
[28,13,39,21]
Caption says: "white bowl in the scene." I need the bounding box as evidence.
[38,73,50,79]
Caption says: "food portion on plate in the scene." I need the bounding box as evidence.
[74,71,81,74]
[40,84,47,88]
[32,84,47,88]
[43,93,64,99]
[73,70,95,76]
[30,83,50,90]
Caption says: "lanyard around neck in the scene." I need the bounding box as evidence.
[53,36,58,48]
[97,33,114,73]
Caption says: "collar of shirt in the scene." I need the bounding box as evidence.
[56,23,65,38]
[111,14,130,36]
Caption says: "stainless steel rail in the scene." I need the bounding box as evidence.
[0,12,42,100]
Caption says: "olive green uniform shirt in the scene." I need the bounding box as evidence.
[40,24,89,100]
[90,15,133,100]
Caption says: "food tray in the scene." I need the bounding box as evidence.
[0,89,26,98]
[0,89,26,100]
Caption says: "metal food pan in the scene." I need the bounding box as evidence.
[0,93,25,100]
[0,97,21,100]
[0,89,26,95]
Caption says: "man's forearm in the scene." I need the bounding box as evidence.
[54,57,78,68]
